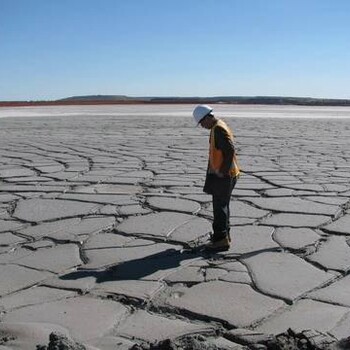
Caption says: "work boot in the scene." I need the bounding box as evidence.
[204,236,230,252]
[210,232,231,243]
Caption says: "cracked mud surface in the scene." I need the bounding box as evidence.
[1,106,350,349]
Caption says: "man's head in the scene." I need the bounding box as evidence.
[192,105,216,129]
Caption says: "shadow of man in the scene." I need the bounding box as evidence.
[59,248,206,284]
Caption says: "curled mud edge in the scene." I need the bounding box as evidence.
[35,329,350,350]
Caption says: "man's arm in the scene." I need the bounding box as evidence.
[215,126,235,176]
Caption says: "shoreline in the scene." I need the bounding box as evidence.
[1,104,350,119]
[2,96,350,109]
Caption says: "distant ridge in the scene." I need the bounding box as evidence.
[59,95,138,101]
[1,95,350,107]
[58,95,350,106]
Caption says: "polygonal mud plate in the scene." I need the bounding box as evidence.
[273,227,321,250]
[323,214,350,235]
[0,265,52,297]
[307,275,350,307]
[242,251,334,301]
[117,212,196,239]
[262,213,330,228]
[114,309,214,343]
[306,236,350,272]
[0,232,26,245]
[0,286,76,312]
[93,280,163,301]
[2,296,129,341]
[146,196,201,214]
[226,226,280,255]
[255,299,349,336]
[18,218,80,239]
[15,244,82,273]
[87,336,136,350]
[0,220,26,233]
[246,197,339,216]
[165,281,285,328]
[13,199,99,222]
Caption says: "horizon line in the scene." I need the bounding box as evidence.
[1,94,350,103]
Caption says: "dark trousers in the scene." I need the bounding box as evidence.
[211,177,237,242]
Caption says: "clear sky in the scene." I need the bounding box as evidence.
[1,0,350,100]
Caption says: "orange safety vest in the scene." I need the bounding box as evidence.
[209,120,240,178]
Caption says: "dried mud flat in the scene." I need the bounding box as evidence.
[1,111,350,349]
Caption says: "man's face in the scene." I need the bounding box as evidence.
[199,115,212,129]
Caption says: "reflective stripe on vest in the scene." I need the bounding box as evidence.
[209,120,240,177]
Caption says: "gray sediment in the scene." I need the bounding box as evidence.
[1,112,350,349]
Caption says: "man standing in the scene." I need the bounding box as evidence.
[193,105,240,251]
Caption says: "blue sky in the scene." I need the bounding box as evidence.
[1,0,350,100]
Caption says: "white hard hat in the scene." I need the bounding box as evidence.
[192,105,213,124]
